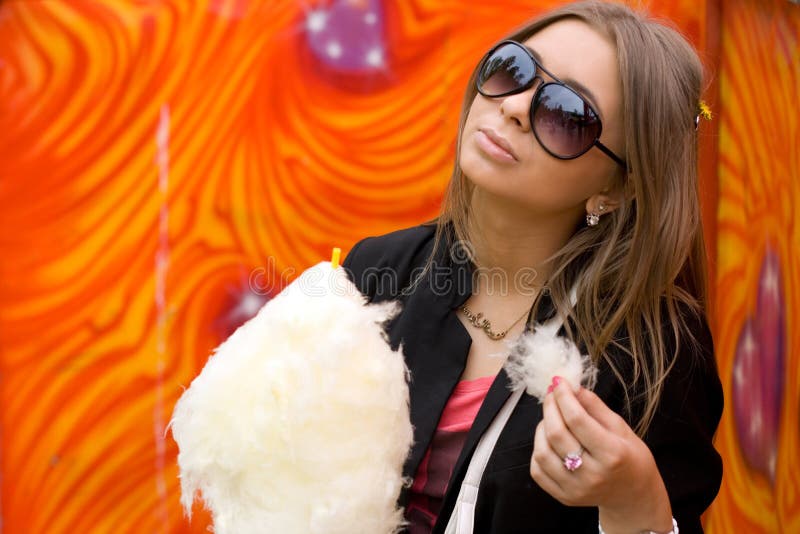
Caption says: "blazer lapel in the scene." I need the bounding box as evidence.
[390,234,476,504]
[431,290,560,533]
[393,286,472,484]
[447,289,559,479]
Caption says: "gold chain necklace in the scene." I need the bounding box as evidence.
[460,304,530,340]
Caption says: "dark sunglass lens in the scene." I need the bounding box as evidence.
[478,43,535,96]
[532,84,600,158]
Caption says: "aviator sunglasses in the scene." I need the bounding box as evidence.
[476,40,628,171]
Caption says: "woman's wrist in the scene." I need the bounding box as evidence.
[597,509,674,534]
[596,460,673,533]
[598,517,678,534]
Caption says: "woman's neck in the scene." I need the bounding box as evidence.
[467,190,581,291]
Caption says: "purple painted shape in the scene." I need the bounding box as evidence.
[732,248,785,483]
[213,271,275,341]
[304,0,386,73]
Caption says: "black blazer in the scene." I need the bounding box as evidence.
[343,223,723,534]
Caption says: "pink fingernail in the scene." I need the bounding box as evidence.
[552,376,562,387]
[546,384,555,395]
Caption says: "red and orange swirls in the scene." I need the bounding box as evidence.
[4,0,790,532]
[704,1,799,532]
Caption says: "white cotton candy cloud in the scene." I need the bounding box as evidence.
[170,262,412,534]
[504,318,598,401]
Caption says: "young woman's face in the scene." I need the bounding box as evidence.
[460,18,625,217]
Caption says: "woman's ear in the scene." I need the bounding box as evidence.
[585,187,624,216]
[586,169,630,218]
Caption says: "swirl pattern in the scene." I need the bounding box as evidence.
[0,0,796,532]
[704,1,799,532]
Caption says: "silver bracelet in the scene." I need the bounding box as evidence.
[598,517,678,534]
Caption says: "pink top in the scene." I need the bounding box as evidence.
[405,375,495,533]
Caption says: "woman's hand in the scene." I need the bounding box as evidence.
[529,376,674,534]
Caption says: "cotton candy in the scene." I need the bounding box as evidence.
[170,262,412,534]
[504,317,597,401]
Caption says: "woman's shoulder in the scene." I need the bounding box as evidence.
[341,221,438,301]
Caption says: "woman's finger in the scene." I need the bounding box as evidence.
[551,379,609,452]
[530,421,568,500]
[532,420,602,507]
[576,386,629,434]
[543,386,587,459]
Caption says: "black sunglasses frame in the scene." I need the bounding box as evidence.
[476,40,628,171]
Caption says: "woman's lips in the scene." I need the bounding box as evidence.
[475,129,518,163]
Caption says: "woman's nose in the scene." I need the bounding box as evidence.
[498,81,540,132]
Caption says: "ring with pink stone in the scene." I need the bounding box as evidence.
[563,448,584,472]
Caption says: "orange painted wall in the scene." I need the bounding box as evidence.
[0,0,796,532]
[704,1,799,533]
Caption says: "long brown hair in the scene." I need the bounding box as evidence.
[426,0,709,436]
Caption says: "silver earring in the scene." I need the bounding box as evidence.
[587,203,605,226]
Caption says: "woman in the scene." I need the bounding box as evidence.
[343,1,723,533]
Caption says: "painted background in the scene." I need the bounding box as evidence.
[0,0,796,532]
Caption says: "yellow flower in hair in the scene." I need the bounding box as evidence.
[698,100,712,121]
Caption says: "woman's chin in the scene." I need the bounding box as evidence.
[461,154,522,199]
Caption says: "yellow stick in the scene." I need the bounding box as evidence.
[331,247,342,269]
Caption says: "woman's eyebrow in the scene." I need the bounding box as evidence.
[524,44,602,114]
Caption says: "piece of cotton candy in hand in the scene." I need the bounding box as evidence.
[504,318,597,402]
[170,261,413,534]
